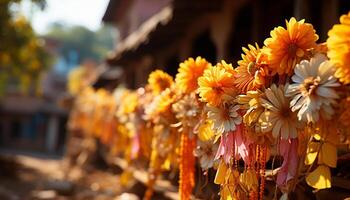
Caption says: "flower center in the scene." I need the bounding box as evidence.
[247,62,257,76]
[288,43,298,56]
[213,85,224,94]
[221,109,231,121]
[301,76,321,95]
[281,106,291,118]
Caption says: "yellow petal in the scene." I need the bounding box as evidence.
[306,165,331,189]
[318,142,337,168]
[305,142,320,165]
[215,161,228,184]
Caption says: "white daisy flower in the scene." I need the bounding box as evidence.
[207,104,242,134]
[286,54,340,123]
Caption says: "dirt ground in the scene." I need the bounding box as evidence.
[0,153,124,200]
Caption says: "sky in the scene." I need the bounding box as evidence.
[22,0,110,34]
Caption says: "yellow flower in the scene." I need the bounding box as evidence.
[148,70,173,95]
[264,17,318,75]
[327,12,350,84]
[175,57,211,94]
[116,90,138,123]
[237,90,265,129]
[198,66,237,106]
[144,88,176,122]
[216,60,235,76]
[197,120,215,141]
[156,88,176,114]
[234,43,269,93]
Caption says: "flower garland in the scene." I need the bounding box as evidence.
[68,13,350,200]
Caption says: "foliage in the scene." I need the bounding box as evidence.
[45,23,114,63]
[0,0,51,95]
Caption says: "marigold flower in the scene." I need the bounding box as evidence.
[197,120,215,141]
[264,17,319,75]
[327,12,350,84]
[234,43,269,93]
[175,57,211,94]
[216,60,235,76]
[144,88,176,122]
[198,66,237,106]
[237,90,265,129]
[148,70,173,95]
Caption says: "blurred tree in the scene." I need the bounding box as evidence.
[45,23,114,63]
[0,0,51,95]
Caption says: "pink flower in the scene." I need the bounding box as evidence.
[215,130,234,164]
[215,124,254,164]
[277,138,299,187]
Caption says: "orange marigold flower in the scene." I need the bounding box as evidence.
[264,17,319,75]
[216,60,235,76]
[327,12,350,84]
[234,43,269,93]
[175,57,211,94]
[198,66,237,106]
[148,70,174,95]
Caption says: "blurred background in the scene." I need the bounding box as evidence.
[0,0,349,199]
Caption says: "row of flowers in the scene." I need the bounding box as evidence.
[68,12,350,200]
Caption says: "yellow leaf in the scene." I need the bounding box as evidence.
[306,165,331,189]
[305,142,320,165]
[318,142,337,168]
[214,160,227,184]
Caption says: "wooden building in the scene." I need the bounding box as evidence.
[0,93,67,154]
[103,0,349,88]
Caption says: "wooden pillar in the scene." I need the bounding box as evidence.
[294,0,310,20]
[210,0,247,61]
[209,1,233,61]
[1,118,11,146]
[252,0,262,42]
[321,0,338,40]
[46,115,59,153]
[178,38,192,61]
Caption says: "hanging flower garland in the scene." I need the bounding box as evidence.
[68,12,350,200]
